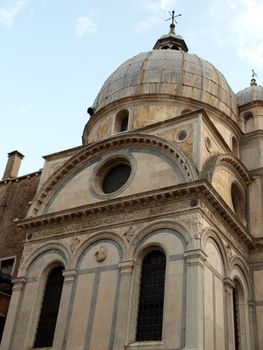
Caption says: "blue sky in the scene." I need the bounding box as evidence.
[1,0,263,176]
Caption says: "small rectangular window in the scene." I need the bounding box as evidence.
[0,258,15,276]
[0,258,15,295]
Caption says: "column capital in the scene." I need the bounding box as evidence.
[12,277,26,291]
[62,269,77,282]
[184,249,207,266]
[224,277,235,291]
[247,300,255,308]
[118,260,134,274]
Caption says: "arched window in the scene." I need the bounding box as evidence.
[231,183,246,224]
[136,250,166,341]
[34,266,64,348]
[243,111,254,132]
[114,109,129,133]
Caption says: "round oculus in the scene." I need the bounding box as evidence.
[102,164,131,194]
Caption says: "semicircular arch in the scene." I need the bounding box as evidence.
[73,231,126,268]
[202,229,229,277]
[201,153,251,186]
[21,246,68,279]
[28,133,198,217]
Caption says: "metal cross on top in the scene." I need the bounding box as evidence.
[252,69,257,79]
[165,10,181,34]
[251,69,258,86]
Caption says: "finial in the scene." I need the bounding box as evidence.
[165,10,181,35]
[251,69,258,86]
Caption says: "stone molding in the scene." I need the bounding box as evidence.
[62,269,77,283]
[17,181,254,260]
[118,260,134,274]
[223,277,235,290]
[11,277,26,291]
[184,248,207,267]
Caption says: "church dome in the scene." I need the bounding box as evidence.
[92,35,238,120]
[236,79,263,106]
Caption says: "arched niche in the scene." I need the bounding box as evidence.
[114,109,130,133]
[243,111,254,132]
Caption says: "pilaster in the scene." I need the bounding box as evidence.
[52,269,77,350]
[183,249,207,350]
[224,278,235,350]
[113,260,134,350]
[0,277,26,350]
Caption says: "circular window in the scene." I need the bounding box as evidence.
[102,164,131,194]
[176,130,188,142]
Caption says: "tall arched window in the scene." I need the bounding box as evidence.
[34,266,64,348]
[136,250,166,341]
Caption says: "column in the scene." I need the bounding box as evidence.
[0,277,26,350]
[223,278,235,350]
[112,260,134,350]
[52,269,77,350]
[183,249,206,350]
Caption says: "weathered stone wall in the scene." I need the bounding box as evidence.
[0,174,40,273]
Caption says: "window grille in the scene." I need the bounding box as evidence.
[0,258,14,295]
[34,266,64,348]
[102,164,131,193]
[136,250,166,341]
[0,258,14,276]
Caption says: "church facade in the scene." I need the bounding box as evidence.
[0,23,263,350]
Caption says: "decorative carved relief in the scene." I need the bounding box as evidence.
[69,236,81,253]
[95,246,107,262]
[123,226,136,243]
[176,212,204,239]
[200,201,248,257]
[225,242,233,263]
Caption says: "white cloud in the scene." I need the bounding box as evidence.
[75,16,97,37]
[136,15,160,32]
[146,0,178,13]
[135,0,178,32]
[207,0,263,67]
[0,0,29,29]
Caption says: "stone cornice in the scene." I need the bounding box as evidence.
[0,170,41,185]
[129,108,232,153]
[240,130,263,143]
[18,180,253,247]
[238,100,263,112]
[249,167,263,177]
[252,237,263,249]
[83,94,241,143]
